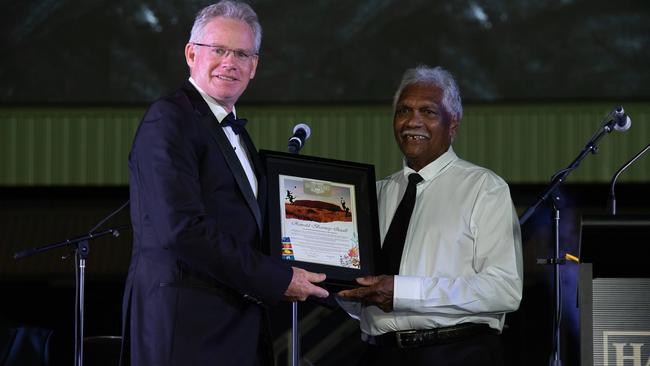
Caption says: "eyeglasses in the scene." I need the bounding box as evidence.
[191,42,258,62]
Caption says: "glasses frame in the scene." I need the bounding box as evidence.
[190,42,258,62]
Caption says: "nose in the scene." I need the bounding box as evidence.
[219,51,238,68]
[404,114,424,128]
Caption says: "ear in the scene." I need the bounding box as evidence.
[249,55,259,79]
[185,43,196,70]
[449,117,460,139]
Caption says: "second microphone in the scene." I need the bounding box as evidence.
[288,123,311,154]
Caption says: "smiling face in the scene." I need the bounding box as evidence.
[393,83,459,171]
[185,16,258,112]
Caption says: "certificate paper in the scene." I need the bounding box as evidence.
[279,175,360,269]
[261,149,380,285]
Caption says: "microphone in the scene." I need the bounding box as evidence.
[608,143,650,215]
[609,105,632,132]
[287,123,311,154]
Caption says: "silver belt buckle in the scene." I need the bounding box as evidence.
[395,330,420,348]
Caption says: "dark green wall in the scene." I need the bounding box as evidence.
[1,102,649,185]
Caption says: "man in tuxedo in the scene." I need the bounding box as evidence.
[120,2,329,365]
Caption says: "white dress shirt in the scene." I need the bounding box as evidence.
[341,147,523,335]
[188,77,258,197]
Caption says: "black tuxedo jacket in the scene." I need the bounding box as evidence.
[120,82,292,366]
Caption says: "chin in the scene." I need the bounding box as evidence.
[209,90,239,104]
[400,144,424,156]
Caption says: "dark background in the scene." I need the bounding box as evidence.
[3,184,648,365]
[2,0,650,104]
[2,1,650,365]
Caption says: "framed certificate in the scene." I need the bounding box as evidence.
[260,150,380,287]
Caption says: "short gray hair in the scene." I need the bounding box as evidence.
[189,1,262,53]
[392,65,463,123]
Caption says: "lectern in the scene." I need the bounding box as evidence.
[578,215,650,366]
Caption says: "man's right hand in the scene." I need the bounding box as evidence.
[284,267,329,301]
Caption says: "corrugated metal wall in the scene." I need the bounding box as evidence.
[1,102,649,185]
[1,108,139,185]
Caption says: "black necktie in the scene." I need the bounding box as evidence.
[381,173,424,275]
[221,112,248,135]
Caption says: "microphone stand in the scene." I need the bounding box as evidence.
[288,146,300,366]
[519,117,620,366]
[14,224,130,366]
[291,299,299,366]
[286,125,309,366]
[608,143,650,215]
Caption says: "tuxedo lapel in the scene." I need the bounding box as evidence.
[183,82,263,234]
[239,129,267,222]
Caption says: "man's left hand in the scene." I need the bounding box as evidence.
[337,275,394,312]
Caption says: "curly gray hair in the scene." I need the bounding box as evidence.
[392,65,463,123]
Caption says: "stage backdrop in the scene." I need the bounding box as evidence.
[1,0,649,104]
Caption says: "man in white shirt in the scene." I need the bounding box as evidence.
[121,2,328,365]
[338,65,523,366]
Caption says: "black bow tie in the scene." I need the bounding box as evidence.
[221,112,248,135]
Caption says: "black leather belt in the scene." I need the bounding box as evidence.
[362,323,497,348]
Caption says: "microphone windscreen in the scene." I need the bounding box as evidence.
[614,115,631,132]
[293,123,311,139]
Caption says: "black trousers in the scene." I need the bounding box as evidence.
[360,332,504,366]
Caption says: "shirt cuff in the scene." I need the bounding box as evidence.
[393,275,422,311]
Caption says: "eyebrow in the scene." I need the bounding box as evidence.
[397,101,438,108]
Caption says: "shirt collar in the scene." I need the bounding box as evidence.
[188,77,236,123]
[401,146,458,182]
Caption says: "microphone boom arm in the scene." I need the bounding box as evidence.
[609,143,650,215]
[13,224,130,260]
[519,122,614,225]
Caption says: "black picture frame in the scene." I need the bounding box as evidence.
[260,149,380,287]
